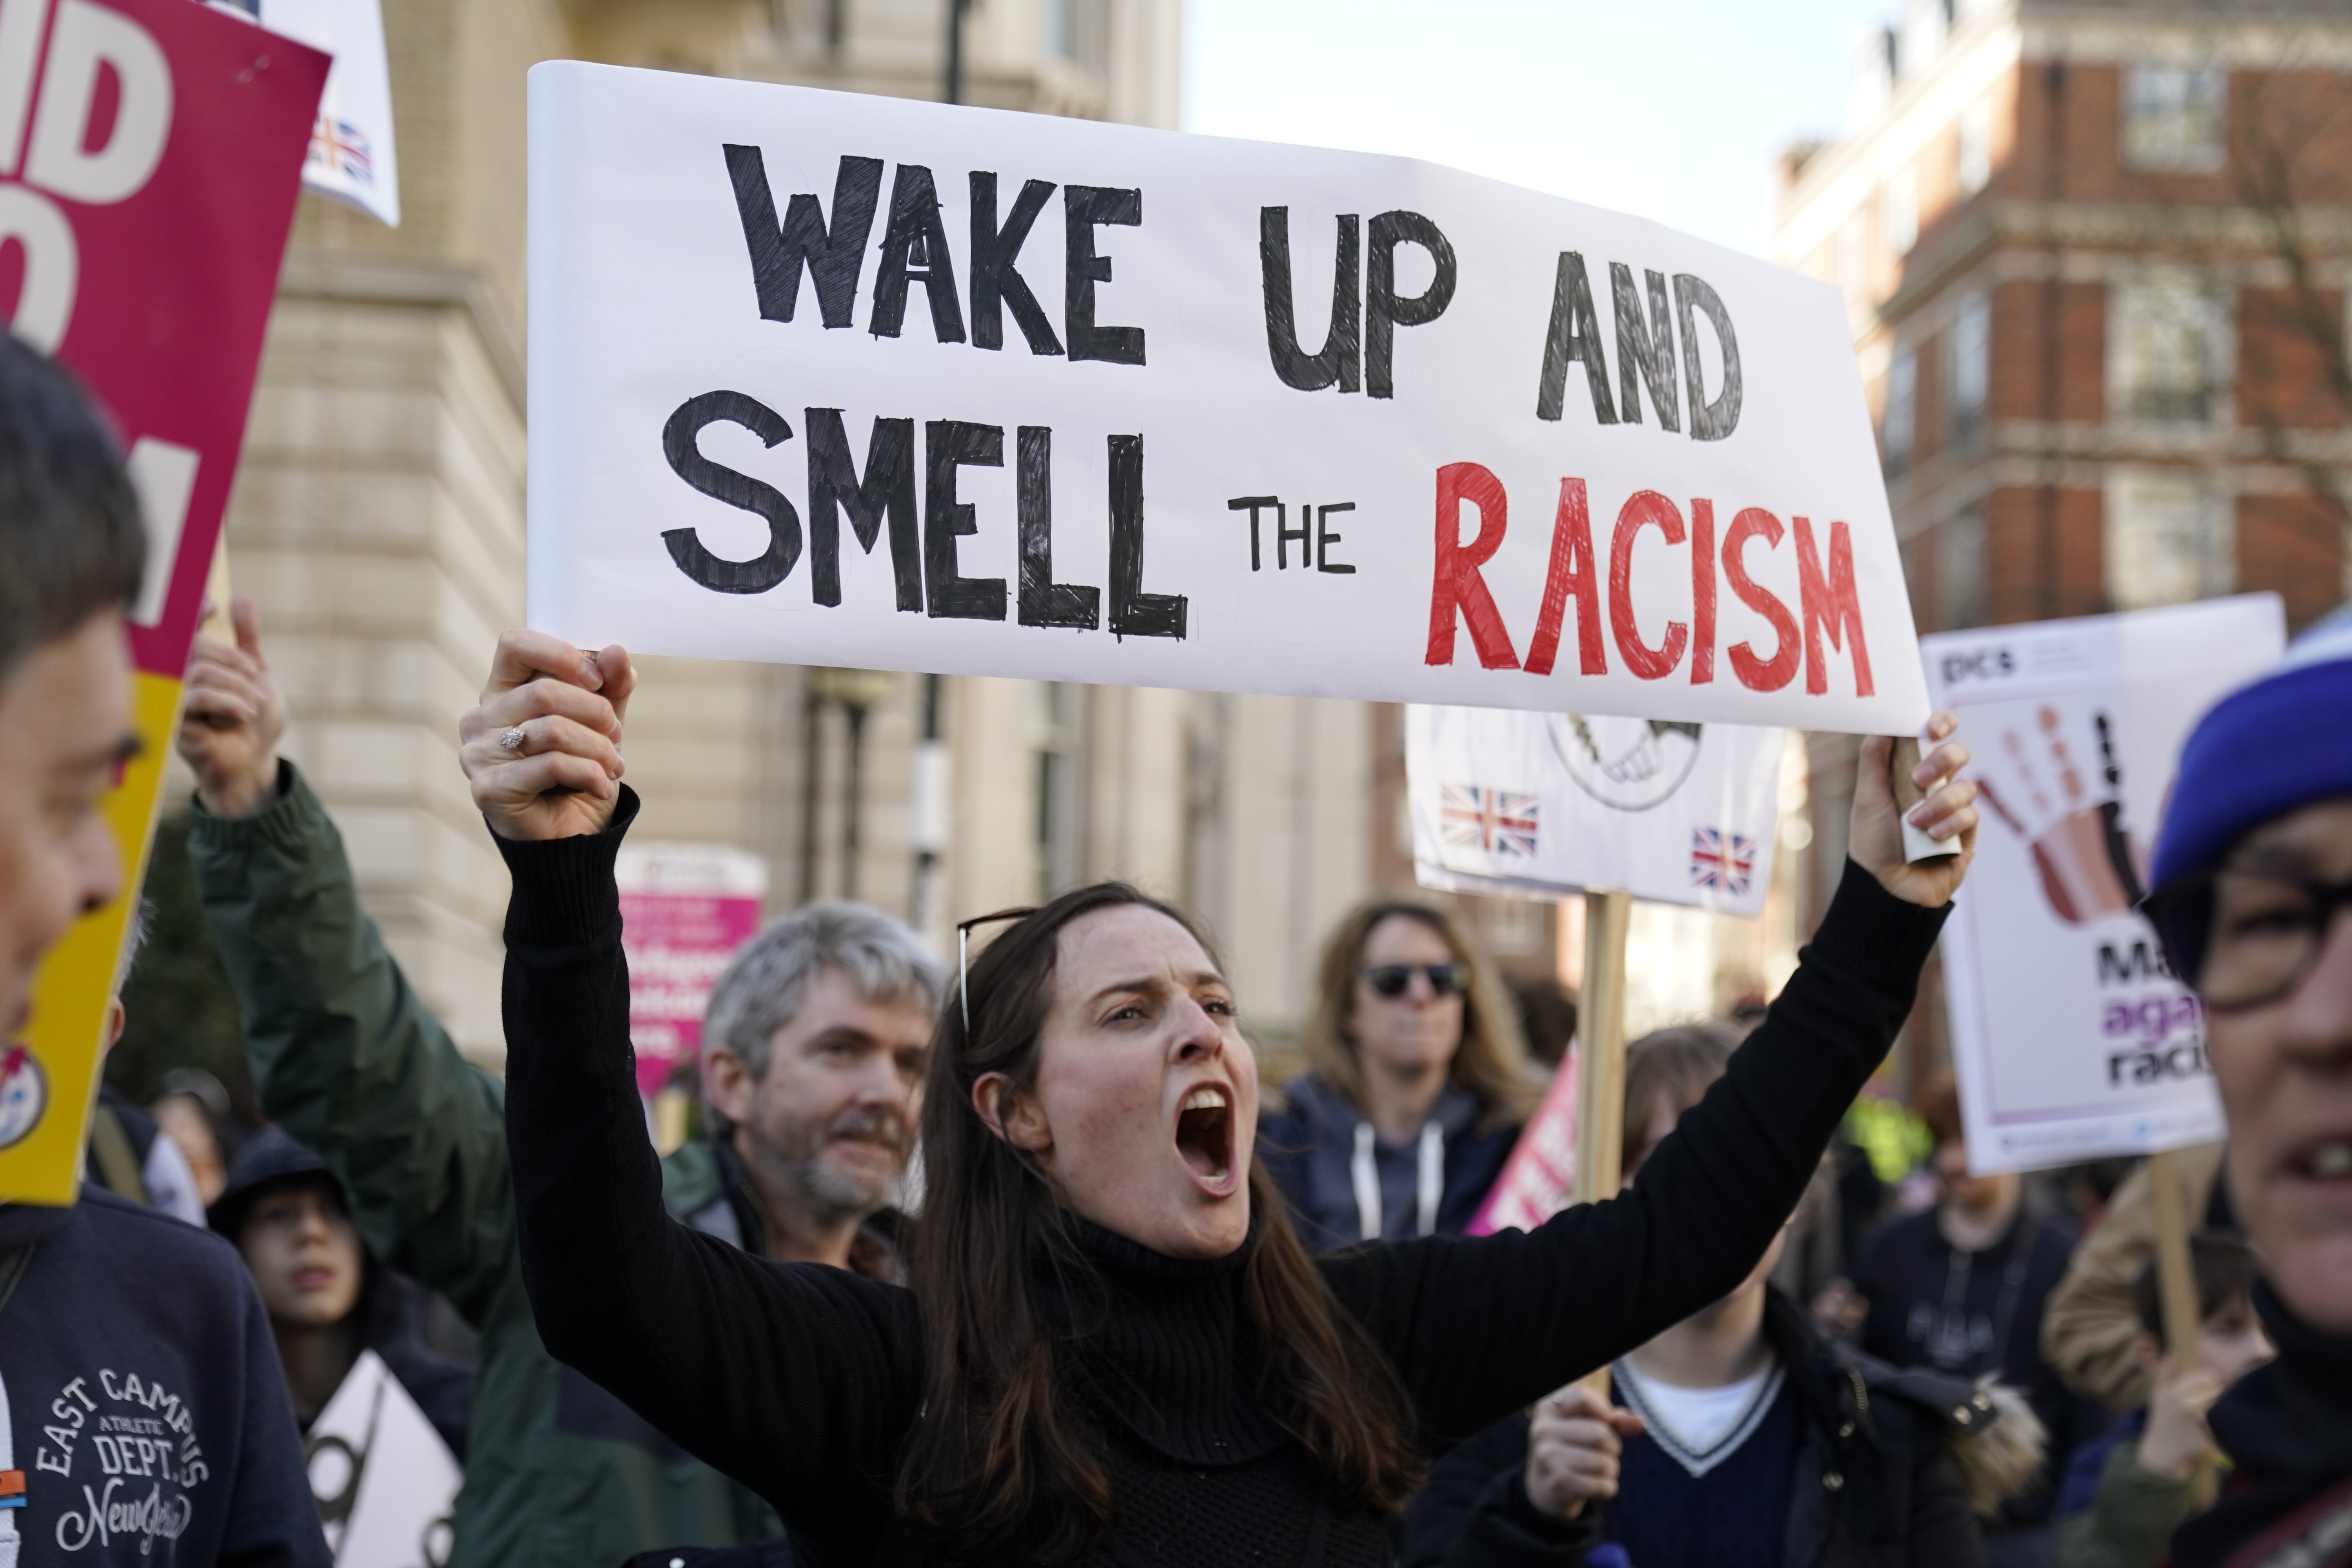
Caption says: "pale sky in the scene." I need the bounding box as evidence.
[1182,0,1894,261]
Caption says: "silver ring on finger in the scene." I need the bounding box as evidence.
[497,726,528,757]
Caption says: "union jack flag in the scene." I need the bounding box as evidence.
[1690,826,1758,895]
[1441,784,1540,858]
[309,118,375,185]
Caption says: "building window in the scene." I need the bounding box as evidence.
[2107,469,2230,610]
[1886,167,1919,256]
[2122,65,2227,173]
[1940,507,1986,628]
[1950,290,1989,443]
[1956,97,1992,196]
[1047,0,1111,74]
[1883,348,1918,473]
[1032,682,1082,897]
[2111,269,2228,423]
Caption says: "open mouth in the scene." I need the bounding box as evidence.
[1175,1084,1236,1193]
[2289,1136,2352,1183]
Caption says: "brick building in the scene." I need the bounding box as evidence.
[1774,0,2352,1087]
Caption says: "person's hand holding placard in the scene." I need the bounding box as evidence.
[460,629,635,841]
[1851,711,1976,908]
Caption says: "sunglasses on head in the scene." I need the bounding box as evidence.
[1363,963,1462,999]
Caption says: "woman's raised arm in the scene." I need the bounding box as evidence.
[1319,723,1977,1448]
[471,632,924,1552]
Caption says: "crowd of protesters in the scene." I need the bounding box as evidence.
[1,324,2347,1568]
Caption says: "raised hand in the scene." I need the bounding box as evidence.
[459,630,634,842]
[178,595,287,819]
[1523,1380,1646,1520]
[1851,711,1976,908]
[2135,1355,2223,1479]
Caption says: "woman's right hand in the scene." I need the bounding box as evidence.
[1523,1381,1646,1519]
[459,630,634,841]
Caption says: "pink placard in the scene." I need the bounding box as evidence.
[621,891,764,1096]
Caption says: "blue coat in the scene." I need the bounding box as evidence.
[1257,1071,1519,1252]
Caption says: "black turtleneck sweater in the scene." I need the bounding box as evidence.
[499,791,1947,1568]
[2171,1280,2352,1568]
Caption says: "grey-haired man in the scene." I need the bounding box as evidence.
[176,603,944,1567]
[673,904,939,1278]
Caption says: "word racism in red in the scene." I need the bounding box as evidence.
[1424,467,1874,701]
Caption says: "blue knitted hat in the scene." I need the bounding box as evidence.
[2150,603,2352,892]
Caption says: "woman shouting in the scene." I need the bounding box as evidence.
[465,629,1976,1568]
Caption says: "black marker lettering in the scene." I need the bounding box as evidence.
[1673,273,1743,441]
[1610,263,1681,431]
[1317,503,1356,573]
[806,408,921,610]
[1365,210,1456,400]
[1536,252,1618,424]
[970,172,1064,356]
[661,391,802,594]
[1106,434,1183,639]
[1065,185,1145,366]
[1016,425,1100,628]
[1259,207,1361,393]
[924,420,1007,620]
[871,164,966,343]
[723,148,882,329]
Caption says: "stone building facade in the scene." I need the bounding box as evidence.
[1774,0,2352,1082]
[215,0,1388,1073]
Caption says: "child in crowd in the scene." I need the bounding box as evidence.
[2054,1235,2273,1568]
[1397,1026,2041,1568]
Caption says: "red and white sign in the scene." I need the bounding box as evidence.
[617,842,769,1097]
[527,64,1929,735]
[8,0,326,1203]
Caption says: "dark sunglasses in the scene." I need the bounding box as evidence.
[1363,963,1462,1000]
[2143,865,2352,1014]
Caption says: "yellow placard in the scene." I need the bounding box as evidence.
[1,670,185,1204]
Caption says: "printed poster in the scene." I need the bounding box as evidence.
[617,842,768,1096]
[527,62,1930,737]
[1407,707,1784,915]
[5,0,327,1203]
[305,1350,459,1568]
[1926,595,2285,1174]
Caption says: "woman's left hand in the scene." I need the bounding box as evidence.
[1849,711,1976,909]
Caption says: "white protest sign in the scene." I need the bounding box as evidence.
[527,63,1929,735]
[207,0,400,224]
[1927,595,2284,1174]
[305,1350,460,1568]
[1408,707,1784,915]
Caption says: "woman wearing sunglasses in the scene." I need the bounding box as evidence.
[2134,611,2352,1568]
[1259,902,1538,1250]
[465,628,1978,1568]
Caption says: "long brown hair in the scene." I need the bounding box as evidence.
[896,883,1421,1563]
[1302,900,1539,1131]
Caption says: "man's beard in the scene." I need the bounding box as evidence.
[760,1106,908,1225]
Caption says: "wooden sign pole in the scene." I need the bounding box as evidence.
[2146,1147,2216,1506]
[1575,887,1632,1397]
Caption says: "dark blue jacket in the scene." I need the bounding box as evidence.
[1257,1072,1518,1252]
[0,1186,328,1566]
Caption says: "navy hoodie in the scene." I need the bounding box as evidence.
[0,1187,327,1566]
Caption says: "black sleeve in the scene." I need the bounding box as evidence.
[1397,1414,1600,1568]
[497,791,924,1553]
[1319,860,1947,1446]
[1906,1427,1990,1568]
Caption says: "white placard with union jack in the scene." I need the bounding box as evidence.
[1407,706,1784,916]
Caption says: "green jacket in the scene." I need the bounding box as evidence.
[2055,1434,2200,1568]
[189,764,783,1568]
